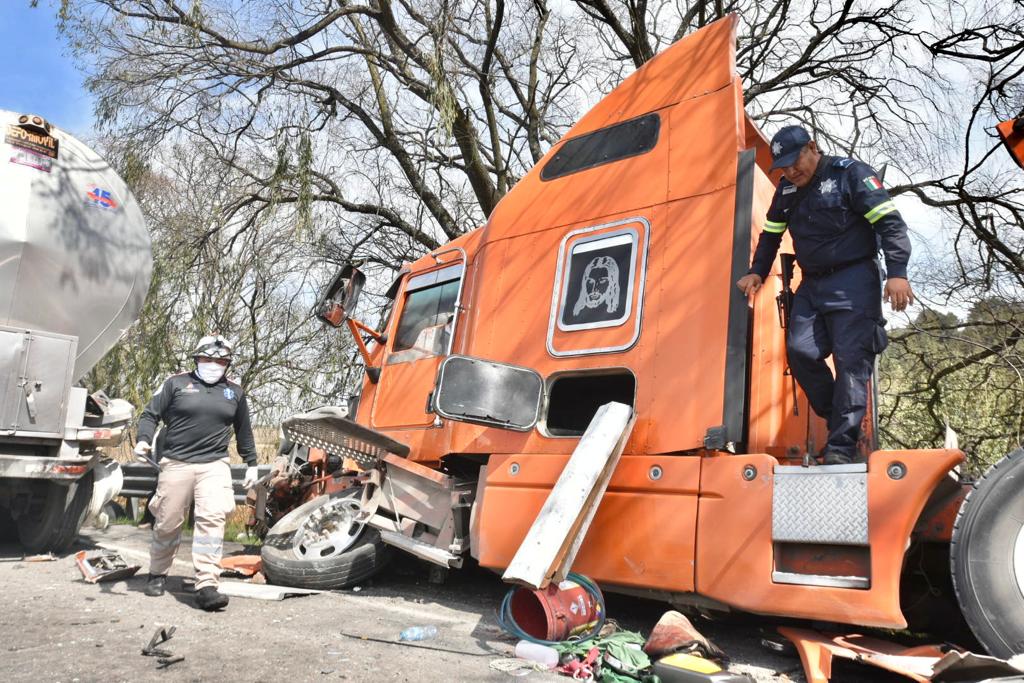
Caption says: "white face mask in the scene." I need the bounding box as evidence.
[196,361,226,384]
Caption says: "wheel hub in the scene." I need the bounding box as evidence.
[292,497,365,560]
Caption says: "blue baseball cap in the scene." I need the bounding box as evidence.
[769,125,812,170]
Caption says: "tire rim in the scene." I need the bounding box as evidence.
[293,497,365,560]
[1014,522,1024,600]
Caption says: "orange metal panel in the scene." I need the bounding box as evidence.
[565,16,737,140]
[695,449,963,628]
[641,192,735,453]
[477,453,701,591]
[745,172,826,457]
[371,357,443,429]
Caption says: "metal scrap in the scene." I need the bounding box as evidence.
[74,550,141,583]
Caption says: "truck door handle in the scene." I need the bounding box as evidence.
[21,380,41,420]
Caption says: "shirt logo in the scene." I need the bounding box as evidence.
[771,141,782,156]
[223,388,236,400]
[181,382,199,394]
[819,178,837,195]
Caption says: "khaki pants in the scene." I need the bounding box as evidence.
[149,458,235,590]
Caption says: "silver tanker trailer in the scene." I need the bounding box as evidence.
[1,111,152,552]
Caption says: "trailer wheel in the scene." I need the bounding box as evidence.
[951,448,1024,657]
[17,471,95,554]
[261,489,390,590]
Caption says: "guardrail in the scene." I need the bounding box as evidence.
[119,463,272,504]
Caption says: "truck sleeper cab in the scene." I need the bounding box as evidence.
[263,16,1024,658]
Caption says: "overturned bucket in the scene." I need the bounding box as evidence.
[509,579,601,641]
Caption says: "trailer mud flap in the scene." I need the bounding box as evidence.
[772,464,870,589]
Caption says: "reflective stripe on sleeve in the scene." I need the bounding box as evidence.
[763,220,788,234]
[864,200,898,224]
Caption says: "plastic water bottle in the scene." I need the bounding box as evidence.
[514,640,559,669]
[399,625,439,642]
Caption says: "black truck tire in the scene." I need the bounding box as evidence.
[951,448,1024,657]
[17,470,95,554]
[261,489,390,590]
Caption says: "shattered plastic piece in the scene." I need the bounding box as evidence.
[779,626,964,683]
[74,550,142,583]
[219,554,262,577]
[932,650,1024,681]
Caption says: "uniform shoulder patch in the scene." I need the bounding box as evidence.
[833,158,855,168]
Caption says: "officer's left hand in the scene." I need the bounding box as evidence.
[242,466,259,489]
[884,277,915,312]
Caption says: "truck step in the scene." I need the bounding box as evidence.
[379,530,463,569]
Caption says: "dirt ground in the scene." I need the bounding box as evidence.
[0,525,905,682]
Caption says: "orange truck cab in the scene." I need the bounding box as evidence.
[264,16,1024,659]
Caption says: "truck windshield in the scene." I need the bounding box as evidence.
[390,263,463,361]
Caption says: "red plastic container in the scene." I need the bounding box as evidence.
[509,579,600,641]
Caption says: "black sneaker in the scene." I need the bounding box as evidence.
[144,574,166,597]
[195,586,229,611]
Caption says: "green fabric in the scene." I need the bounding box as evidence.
[555,630,652,682]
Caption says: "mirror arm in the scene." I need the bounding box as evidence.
[345,318,384,383]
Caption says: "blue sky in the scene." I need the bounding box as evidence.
[0,2,94,136]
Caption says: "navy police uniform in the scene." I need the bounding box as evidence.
[749,136,911,460]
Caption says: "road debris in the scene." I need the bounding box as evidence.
[219,554,261,577]
[643,610,725,661]
[778,626,1024,683]
[74,550,141,583]
[141,625,183,669]
[23,553,57,562]
[216,581,320,601]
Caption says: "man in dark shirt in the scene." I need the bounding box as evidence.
[134,335,258,610]
[736,126,915,464]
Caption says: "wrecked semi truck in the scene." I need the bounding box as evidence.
[259,17,1024,658]
[0,111,152,552]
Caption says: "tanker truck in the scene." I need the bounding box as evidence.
[1,111,152,552]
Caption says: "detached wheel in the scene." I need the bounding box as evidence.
[17,471,95,554]
[261,488,390,590]
[951,448,1024,657]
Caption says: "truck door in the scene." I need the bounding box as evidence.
[371,259,465,429]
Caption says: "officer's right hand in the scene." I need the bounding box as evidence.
[133,441,152,461]
[736,273,763,296]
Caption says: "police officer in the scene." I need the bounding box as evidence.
[736,126,915,465]
[134,335,259,611]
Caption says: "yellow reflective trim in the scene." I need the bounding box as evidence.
[865,201,897,224]
[763,220,788,234]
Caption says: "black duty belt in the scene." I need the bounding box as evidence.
[801,257,875,279]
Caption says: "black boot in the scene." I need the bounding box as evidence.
[144,574,166,597]
[822,450,854,465]
[195,586,229,611]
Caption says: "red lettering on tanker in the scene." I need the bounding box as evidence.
[85,184,119,210]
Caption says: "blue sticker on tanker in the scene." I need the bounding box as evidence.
[85,184,119,210]
[223,388,236,400]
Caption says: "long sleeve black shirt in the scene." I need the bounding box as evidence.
[749,156,911,280]
[136,371,258,467]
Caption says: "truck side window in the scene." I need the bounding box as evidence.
[388,263,464,364]
[540,113,660,181]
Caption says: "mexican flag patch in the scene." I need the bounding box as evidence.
[863,176,884,191]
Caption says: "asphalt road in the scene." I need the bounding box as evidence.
[0,525,906,682]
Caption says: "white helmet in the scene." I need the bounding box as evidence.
[192,335,234,363]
